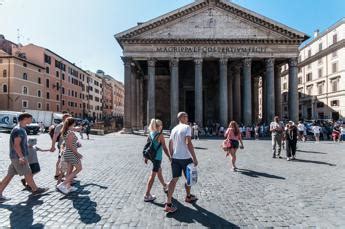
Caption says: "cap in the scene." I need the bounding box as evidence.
[177,112,188,119]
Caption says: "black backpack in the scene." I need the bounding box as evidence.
[49,125,60,142]
[143,132,161,161]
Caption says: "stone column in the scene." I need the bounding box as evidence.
[274,65,282,118]
[139,78,144,129]
[243,58,252,126]
[123,57,132,131]
[194,58,203,127]
[265,58,275,123]
[228,66,233,122]
[288,58,299,123]
[147,59,156,121]
[219,58,228,127]
[262,75,267,123]
[170,58,179,128]
[135,78,140,129]
[252,77,259,124]
[130,68,137,129]
[233,64,241,124]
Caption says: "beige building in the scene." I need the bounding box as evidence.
[110,79,124,117]
[281,18,345,121]
[86,70,103,120]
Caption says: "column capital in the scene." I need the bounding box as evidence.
[289,58,298,67]
[243,58,252,67]
[122,57,132,67]
[265,58,275,67]
[170,58,179,68]
[219,58,228,65]
[148,58,156,67]
[194,58,203,65]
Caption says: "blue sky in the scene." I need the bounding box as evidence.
[0,0,344,82]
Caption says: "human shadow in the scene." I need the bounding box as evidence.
[194,147,208,150]
[59,182,108,224]
[297,149,327,154]
[165,200,239,228]
[238,169,286,180]
[0,194,50,228]
[292,159,336,166]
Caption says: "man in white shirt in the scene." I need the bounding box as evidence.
[312,123,321,142]
[297,121,306,142]
[165,112,198,213]
[270,116,284,158]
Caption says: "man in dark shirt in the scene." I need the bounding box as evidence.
[0,113,48,203]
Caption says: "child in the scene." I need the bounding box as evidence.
[21,138,50,190]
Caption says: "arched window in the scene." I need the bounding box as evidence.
[3,70,7,78]
[37,90,41,97]
[22,86,28,95]
[46,79,50,88]
[23,73,28,80]
[2,84,7,93]
[38,77,41,84]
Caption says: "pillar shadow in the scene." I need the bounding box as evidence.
[59,181,108,224]
[237,169,285,180]
[296,149,327,154]
[164,200,239,228]
[292,159,336,166]
[0,194,50,228]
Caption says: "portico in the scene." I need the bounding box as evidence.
[115,0,308,131]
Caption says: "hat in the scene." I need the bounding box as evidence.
[28,138,37,146]
[177,112,188,119]
[288,121,295,125]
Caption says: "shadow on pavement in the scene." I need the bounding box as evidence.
[194,147,208,150]
[238,169,286,180]
[292,159,336,166]
[166,200,239,228]
[297,150,327,154]
[59,182,108,224]
[0,194,50,228]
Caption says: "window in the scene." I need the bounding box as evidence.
[306,73,312,82]
[62,87,65,94]
[23,63,27,67]
[46,67,50,74]
[2,84,7,93]
[308,49,311,57]
[298,77,302,84]
[3,70,7,78]
[56,82,60,90]
[23,73,28,80]
[317,102,324,108]
[318,43,322,52]
[331,100,339,107]
[37,102,42,109]
[56,71,59,78]
[332,62,338,73]
[56,95,59,100]
[317,83,324,95]
[57,104,60,112]
[62,73,65,80]
[318,68,323,78]
[38,69,41,72]
[46,79,50,88]
[333,34,338,44]
[331,79,339,92]
[62,100,65,106]
[46,103,50,111]
[46,92,50,99]
[37,90,41,97]
[44,54,51,64]
[283,83,287,90]
[22,100,28,109]
[307,86,313,95]
[38,77,41,84]
[22,86,28,95]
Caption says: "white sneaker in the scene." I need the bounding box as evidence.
[69,186,78,192]
[144,194,156,202]
[57,183,69,194]
[287,157,291,161]
[0,195,11,203]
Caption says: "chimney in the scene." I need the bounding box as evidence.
[314,29,320,38]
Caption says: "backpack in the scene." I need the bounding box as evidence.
[142,132,161,161]
[49,125,61,142]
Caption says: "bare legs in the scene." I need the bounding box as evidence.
[63,162,82,189]
[228,148,237,170]
[145,168,167,197]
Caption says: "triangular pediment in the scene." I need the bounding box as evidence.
[115,0,309,44]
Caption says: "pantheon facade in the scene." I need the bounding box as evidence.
[115,0,309,130]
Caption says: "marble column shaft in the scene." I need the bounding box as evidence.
[243,58,252,126]
[135,78,140,129]
[147,59,156,121]
[228,67,233,122]
[170,58,179,128]
[130,68,137,129]
[274,65,282,118]
[265,58,275,123]
[194,58,203,127]
[219,58,228,127]
[123,57,132,130]
[288,58,299,123]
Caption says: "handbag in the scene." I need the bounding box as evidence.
[222,129,232,151]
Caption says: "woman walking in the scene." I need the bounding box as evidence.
[224,121,244,172]
[285,121,298,161]
[144,119,171,202]
[57,118,83,194]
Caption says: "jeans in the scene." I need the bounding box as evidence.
[286,140,297,158]
[272,134,282,156]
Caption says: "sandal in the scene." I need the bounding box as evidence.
[185,194,198,203]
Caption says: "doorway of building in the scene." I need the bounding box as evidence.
[185,90,195,123]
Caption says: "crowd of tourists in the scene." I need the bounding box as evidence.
[0,112,89,203]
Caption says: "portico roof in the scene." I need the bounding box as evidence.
[115,0,309,48]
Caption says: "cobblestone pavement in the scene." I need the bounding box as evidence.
[0,132,344,228]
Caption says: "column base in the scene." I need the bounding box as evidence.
[119,128,133,134]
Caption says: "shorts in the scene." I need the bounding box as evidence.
[171,158,193,178]
[152,160,162,172]
[299,131,304,136]
[30,163,41,174]
[230,140,239,149]
[8,159,32,177]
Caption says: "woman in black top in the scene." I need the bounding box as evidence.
[285,121,298,161]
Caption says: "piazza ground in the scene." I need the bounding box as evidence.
[0,132,344,228]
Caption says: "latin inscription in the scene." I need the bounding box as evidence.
[156,46,267,54]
